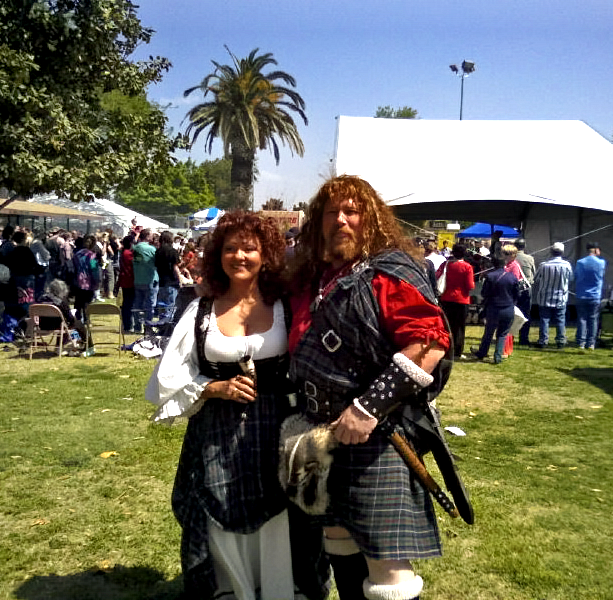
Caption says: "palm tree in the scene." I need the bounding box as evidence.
[184,47,308,210]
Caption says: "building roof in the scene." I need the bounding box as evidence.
[0,199,104,220]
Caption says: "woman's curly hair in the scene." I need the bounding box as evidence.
[288,175,418,294]
[200,211,286,305]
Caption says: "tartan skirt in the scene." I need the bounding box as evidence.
[320,429,442,561]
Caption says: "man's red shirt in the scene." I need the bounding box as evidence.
[289,271,450,354]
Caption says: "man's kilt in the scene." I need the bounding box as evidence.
[316,427,442,560]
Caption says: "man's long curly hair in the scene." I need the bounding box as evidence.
[200,211,286,305]
[288,175,417,295]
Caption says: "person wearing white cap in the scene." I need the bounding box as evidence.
[533,242,573,349]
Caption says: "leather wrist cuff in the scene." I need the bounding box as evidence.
[356,353,434,418]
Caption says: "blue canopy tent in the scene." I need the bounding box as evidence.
[189,207,225,231]
[457,222,521,238]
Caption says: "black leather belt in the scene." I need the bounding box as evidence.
[297,388,349,423]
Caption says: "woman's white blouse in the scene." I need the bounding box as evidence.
[146,298,287,423]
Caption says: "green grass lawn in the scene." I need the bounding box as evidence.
[0,324,612,599]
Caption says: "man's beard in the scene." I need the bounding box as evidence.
[324,230,362,263]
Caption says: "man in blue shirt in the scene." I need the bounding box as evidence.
[575,241,606,350]
[533,242,573,349]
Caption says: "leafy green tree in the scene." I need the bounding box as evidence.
[375,105,419,119]
[0,0,180,207]
[184,47,307,210]
[262,198,284,211]
[199,158,233,209]
[117,159,230,216]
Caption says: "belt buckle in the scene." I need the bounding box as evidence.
[306,397,319,413]
[321,329,342,352]
[305,380,317,397]
[304,381,318,413]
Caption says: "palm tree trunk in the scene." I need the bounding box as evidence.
[230,144,255,210]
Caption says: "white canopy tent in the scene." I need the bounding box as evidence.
[29,195,169,235]
[334,117,613,292]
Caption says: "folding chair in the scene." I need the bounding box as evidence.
[85,302,125,355]
[27,304,70,359]
[599,300,613,346]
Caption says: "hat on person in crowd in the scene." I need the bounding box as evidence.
[514,238,526,250]
[285,226,299,240]
[586,241,600,250]
[552,242,564,254]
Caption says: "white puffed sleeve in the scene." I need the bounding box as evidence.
[145,298,212,423]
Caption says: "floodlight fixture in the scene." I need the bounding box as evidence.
[449,59,476,120]
[461,60,475,74]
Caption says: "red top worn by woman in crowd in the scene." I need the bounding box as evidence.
[436,244,474,359]
[117,236,135,333]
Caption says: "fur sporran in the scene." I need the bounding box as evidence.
[279,414,338,515]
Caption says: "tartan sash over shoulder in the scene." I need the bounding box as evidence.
[289,249,451,420]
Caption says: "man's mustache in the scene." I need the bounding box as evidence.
[332,227,355,240]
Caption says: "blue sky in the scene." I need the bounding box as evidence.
[133,0,613,209]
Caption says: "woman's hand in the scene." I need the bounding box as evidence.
[203,375,256,404]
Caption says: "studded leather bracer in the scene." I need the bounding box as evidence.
[355,353,434,420]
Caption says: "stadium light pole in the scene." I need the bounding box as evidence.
[449,60,476,120]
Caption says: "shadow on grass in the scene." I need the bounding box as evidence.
[5,348,61,360]
[560,366,613,396]
[13,565,182,600]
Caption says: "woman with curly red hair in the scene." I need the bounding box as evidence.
[146,211,328,600]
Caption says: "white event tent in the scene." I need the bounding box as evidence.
[334,117,613,292]
[29,195,169,235]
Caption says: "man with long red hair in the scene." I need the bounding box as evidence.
[287,175,470,600]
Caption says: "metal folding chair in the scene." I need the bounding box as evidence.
[27,304,70,359]
[85,302,125,355]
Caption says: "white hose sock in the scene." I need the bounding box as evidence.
[363,574,423,600]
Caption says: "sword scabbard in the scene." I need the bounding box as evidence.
[383,424,459,519]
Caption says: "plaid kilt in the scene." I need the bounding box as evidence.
[320,428,442,561]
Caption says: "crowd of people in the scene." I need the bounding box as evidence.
[422,232,607,364]
[0,222,208,351]
[0,181,607,600]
